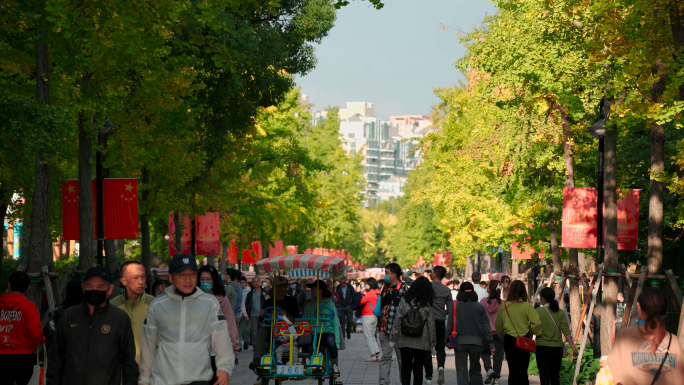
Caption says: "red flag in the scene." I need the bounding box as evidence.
[62,180,90,240]
[103,179,139,239]
[269,240,284,258]
[196,213,220,254]
[227,237,239,264]
[169,213,192,255]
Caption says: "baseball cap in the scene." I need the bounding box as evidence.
[275,276,289,287]
[169,254,198,274]
[84,267,112,284]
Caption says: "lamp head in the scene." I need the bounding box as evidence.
[101,120,115,135]
[587,112,606,140]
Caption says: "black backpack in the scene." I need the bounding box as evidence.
[400,306,425,337]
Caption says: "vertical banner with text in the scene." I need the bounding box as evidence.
[196,213,220,255]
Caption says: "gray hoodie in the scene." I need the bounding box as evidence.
[446,301,494,349]
[431,281,454,321]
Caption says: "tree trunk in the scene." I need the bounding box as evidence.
[551,100,582,334]
[25,38,52,308]
[601,124,619,355]
[0,186,8,274]
[101,132,119,291]
[474,250,480,274]
[547,184,562,279]
[78,112,95,270]
[174,211,182,255]
[141,167,152,275]
[648,60,666,276]
[465,255,473,279]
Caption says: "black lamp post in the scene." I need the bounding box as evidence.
[96,121,114,266]
[587,112,606,265]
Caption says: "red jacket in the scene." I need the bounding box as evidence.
[0,292,44,354]
[359,289,381,316]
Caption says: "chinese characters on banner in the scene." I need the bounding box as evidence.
[561,187,639,250]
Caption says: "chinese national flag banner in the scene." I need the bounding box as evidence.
[196,213,220,255]
[227,238,239,264]
[168,213,192,255]
[286,245,298,255]
[561,187,599,248]
[103,179,139,239]
[269,240,284,258]
[62,180,94,240]
[511,242,533,260]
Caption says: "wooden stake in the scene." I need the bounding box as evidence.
[575,274,597,341]
[620,276,639,330]
[40,266,57,328]
[573,264,603,385]
[665,269,682,312]
[626,266,648,327]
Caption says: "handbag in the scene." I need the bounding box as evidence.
[447,300,458,349]
[503,302,535,353]
[28,348,46,385]
[543,306,568,358]
[651,333,673,385]
[372,292,382,317]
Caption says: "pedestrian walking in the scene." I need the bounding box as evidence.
[480,280,505,384]
[110,260,155,365]
[358,277,381,362]
[0,271,45,385]
[390,276,436,385]
[472,273,488,302]
[423,266,453,385]
[378,263,409,385]
[198,265,240,376]
[534,287,578,385]
[44,279,83,349]
[47,267,138,385]
[335,276,356,340]
[245,277,264,350]
[139,254,233,385]
[446,281,494,385]
[303,280,341,374]
[225,268,243,329]
[606,288,684,385]
[495,280,542,385]
[152,279,170,298]
[239,276,252,350]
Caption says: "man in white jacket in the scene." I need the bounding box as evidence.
[139,254,234,385]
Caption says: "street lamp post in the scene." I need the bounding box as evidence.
[587,112,606,265]
[587,111,606,358]
[96,121,114,267]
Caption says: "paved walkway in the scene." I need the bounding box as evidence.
[232,329,541,385]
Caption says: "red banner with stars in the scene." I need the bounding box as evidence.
[62,179,139,240]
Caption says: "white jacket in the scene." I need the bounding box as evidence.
[139,285,234,385]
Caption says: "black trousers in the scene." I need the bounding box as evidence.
[400,347,428,385]
[503,334,531,385]
[535,345,564,385]
[423,320,446,378]
[0,353,36,385]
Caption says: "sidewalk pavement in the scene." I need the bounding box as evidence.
[231,329,541,385]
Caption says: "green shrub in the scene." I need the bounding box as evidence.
[528,343,600,384]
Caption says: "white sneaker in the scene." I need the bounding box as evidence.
[484,369,495,384]
[333,364,340,375]
[491,378,499,385]
[365,356,378,362]
[437,367,444,385]
[425,379,432,385]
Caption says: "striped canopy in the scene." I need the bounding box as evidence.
[242,271,271,280]
[255,254,346,276]
[288,269,331,279]
[348,270,384,280]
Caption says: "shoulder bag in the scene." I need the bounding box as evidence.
[504,301,535,353]
[543,306,568,358]
[651,332,673,385]
[448,300,458,349]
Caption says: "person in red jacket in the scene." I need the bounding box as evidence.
[359,277,381,362]
[0,271,45,385]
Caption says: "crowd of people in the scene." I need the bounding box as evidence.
[0,256,683,385]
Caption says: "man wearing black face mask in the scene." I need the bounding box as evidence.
[47,267,138,385]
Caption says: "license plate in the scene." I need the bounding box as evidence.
[277,365,304,375]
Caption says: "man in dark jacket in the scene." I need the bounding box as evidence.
[335,276,355,339]
[47,267,138,385]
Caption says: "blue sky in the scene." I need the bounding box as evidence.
[296,0,498,120]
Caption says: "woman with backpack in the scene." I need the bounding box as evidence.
[535,287,578,385]
[390,276,436,385]
[480,280,505,384]
[495,280,542,385]
[446,281,494,385]
[359,277,382,362]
